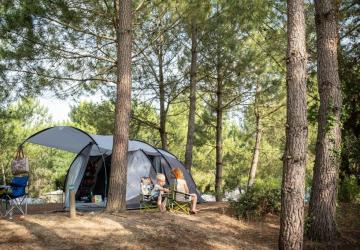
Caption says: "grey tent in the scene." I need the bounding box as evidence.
[21,126,203,209]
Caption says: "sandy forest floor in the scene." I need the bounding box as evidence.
[0,202,359,250]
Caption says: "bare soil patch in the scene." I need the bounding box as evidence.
[0,202,358,249]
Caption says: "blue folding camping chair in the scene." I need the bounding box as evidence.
[0,176,29,219]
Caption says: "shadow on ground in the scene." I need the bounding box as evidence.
[0,202,358,250]
[0,202,279,250]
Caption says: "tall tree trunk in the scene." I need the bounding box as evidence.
[215,74,223,202]
[1,164,6,185]
[158,41,168,150]
[279,0,308,249]
[247,83,262,189]
[184,21,198,172]
[308,0,341,242]
[106,0,132,212]
[247,114,262,188]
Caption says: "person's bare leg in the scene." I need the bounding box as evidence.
[191,194,198,212]
[161,201,166,212]
[163,197,167,212]
[157,196,163,212]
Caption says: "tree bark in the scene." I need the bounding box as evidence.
[247,114,261,188]
[184,21,198,172]
[215,73,223,202]
[1,164,6,185]
[308,0,341,242]
[106,0,132,212]
[247,83,262,189]
[279,0,308,249]
[158,36,168,150]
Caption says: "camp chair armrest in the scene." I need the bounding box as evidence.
[172,190,191,196]
[170,190,192,201]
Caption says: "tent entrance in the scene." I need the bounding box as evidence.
[76,156,108,205]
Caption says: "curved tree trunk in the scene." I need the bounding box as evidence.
[247,83,262,189]
[184,21,198,172]
[308,0,341,242]
[247,114,261,188]
[279,0,308,249]
[107,0,132,212]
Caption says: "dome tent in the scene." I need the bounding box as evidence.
[21,126,203,209]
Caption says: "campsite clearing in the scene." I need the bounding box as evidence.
[0,202,359,250]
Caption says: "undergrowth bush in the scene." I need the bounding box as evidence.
[338,176,360,203]
[230,180,281,220]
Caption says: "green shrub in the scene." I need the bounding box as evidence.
[338,176,360,203]
[230,181,281,220]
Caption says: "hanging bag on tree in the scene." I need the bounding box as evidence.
[11,147,29,175]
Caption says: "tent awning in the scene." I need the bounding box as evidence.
[24,126,105,155]
[22,126,167,156]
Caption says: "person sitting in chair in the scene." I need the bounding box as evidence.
[151,174,170,212]
[171,168,199,214]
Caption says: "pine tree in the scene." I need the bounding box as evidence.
[307,0,342,241]
[247,83,262,188]
[279,0,308,248]
[106,0,132,212]
[184,18,198,172]
[183,0,210,172]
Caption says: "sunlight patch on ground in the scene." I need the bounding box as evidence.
[1,202,358,249]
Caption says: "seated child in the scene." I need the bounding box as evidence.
[150,173,170,212]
